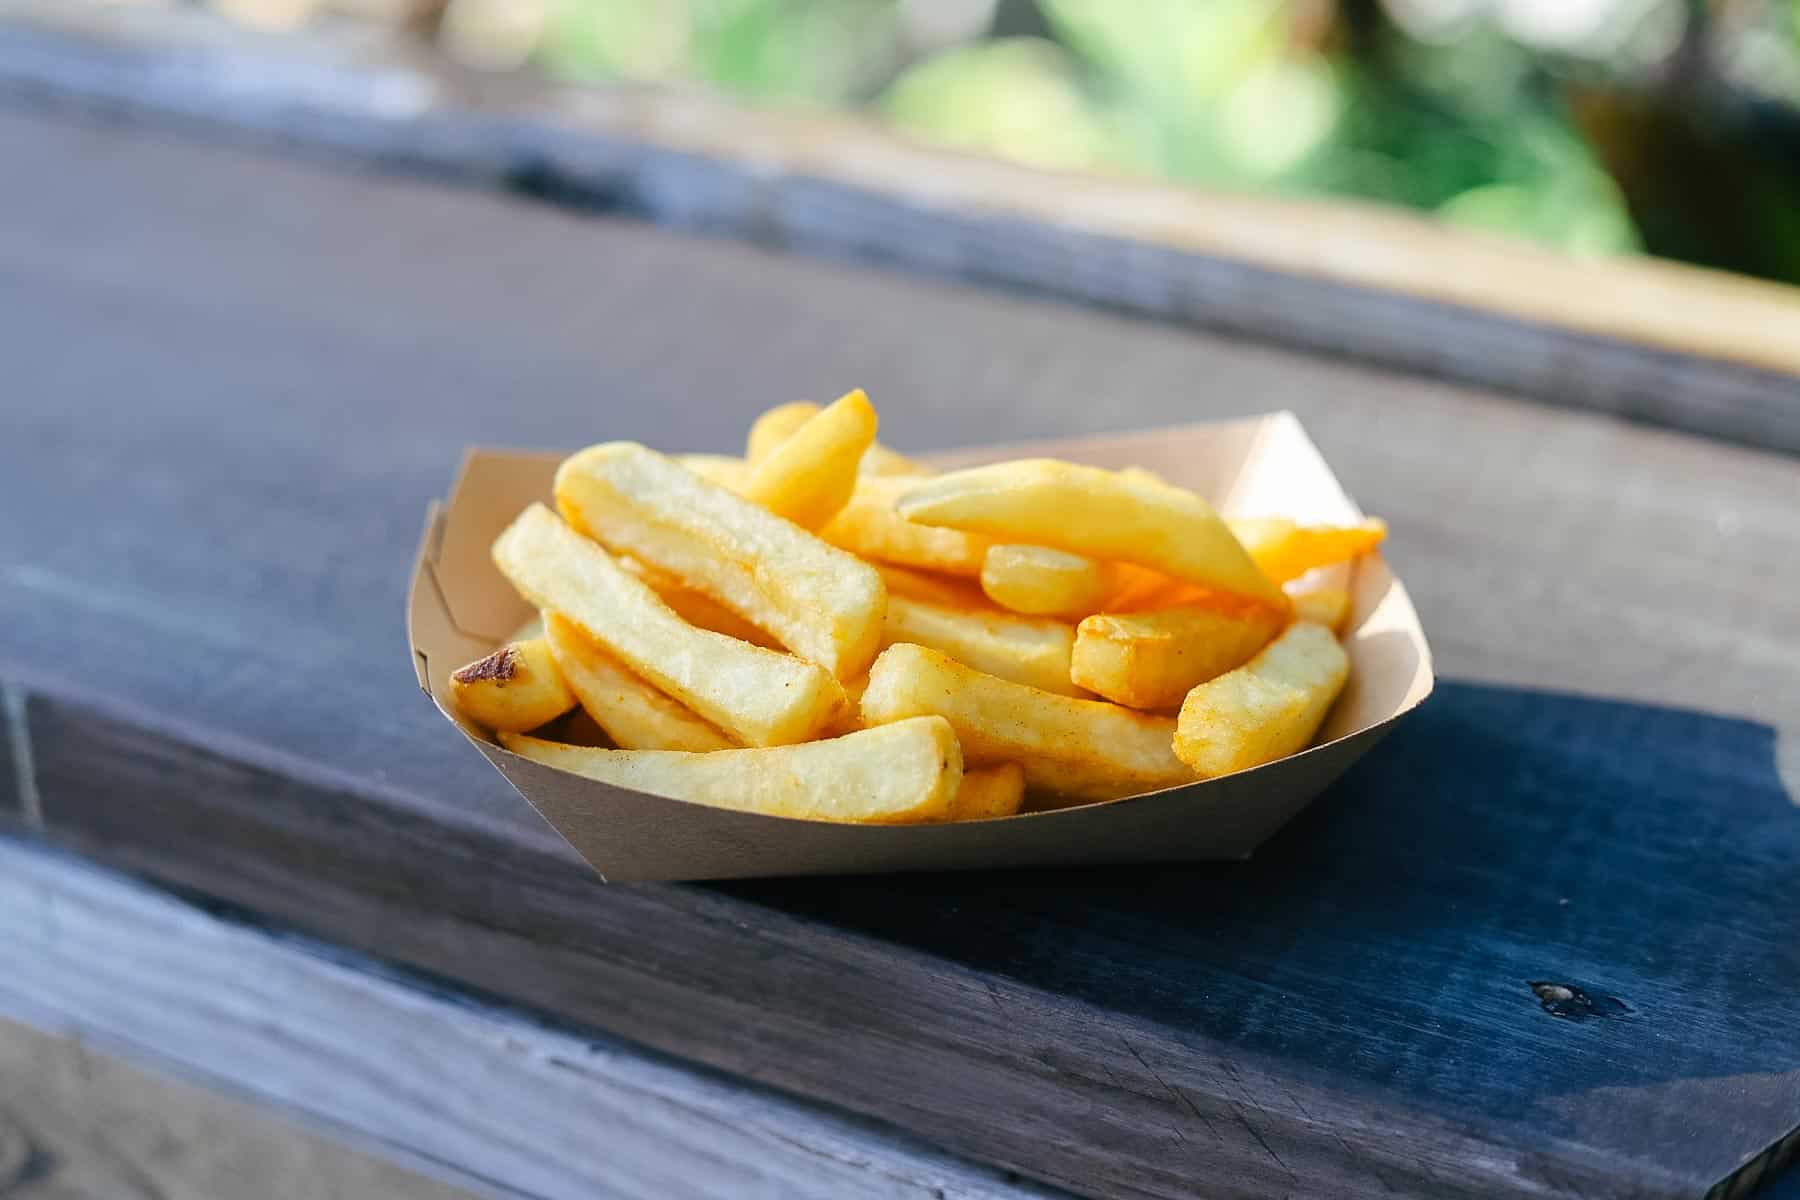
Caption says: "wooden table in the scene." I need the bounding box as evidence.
[3,20,1799,1199]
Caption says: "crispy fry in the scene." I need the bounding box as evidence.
[1174,621,1349,777]
[741,388,877,529]
[1071,600,1286,710]
[616,555,780,648]
[980,544,1118,618]
[544,612,735,752]
[897,460,1283,605]
[746,401,822,465]
[556,443,885,679]
[449,637,577,733]
[492,504,843,746]
[500,716,960,824]
[822,672,871,736]
[673,454,750,492]
[875,562,988,609]
[861,643,1192,802]
[884,594,1082,696]
[947,763,1025,820]
[1227,517,1387,585]
[820,475,992,576]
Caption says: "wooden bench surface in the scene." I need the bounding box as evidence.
[3,104,1798,1199]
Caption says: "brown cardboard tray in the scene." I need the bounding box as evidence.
[408,413,1434,881]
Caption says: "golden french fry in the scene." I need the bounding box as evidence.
[820,475,992,577]
[500,716,961,824]
[822,672,871,736]
[1284,562,1353,633]
[673,454,750,492]
[947,762,1025,821]
[741,388,877,529]
[1174,621,1349,777]
[746,401,821,465]
[556,443,885,679]
[1071,599,1286,711]
[884,595,1082,696]
[897,460,1283,606]
[979,544,1118,618]
[1227,517,1387,585]
[492,504,843,746]
[450,637,577,733]
[543,612,735,752]
[861,643,1192,802]
[616,555,780,648]
[860,442,930,477]
[875,562,988,610]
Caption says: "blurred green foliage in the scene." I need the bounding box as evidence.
[440,0,1800,278]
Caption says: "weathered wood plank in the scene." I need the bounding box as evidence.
[3,0,1800,453]
[0,1013,479,1200]
[1,107,1797,1199]
[0,840,1064,1200]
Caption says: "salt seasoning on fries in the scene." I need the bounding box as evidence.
[947,763,1026,820]
[492,504,845,746]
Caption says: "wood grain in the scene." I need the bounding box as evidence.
[0,840,1061,1200]
[0,1014,477,1200]
[1,107,1797,1199]
[3,0,1800,453]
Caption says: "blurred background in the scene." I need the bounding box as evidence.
[115,0,1800,284]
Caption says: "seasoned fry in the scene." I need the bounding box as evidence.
[746,401,822,465]
[543,612,735,752]
[556,443,885,678]
[742,388,877,529]
[820,475,992,576]
[861,643,1193,802]
[947,763,1025,820]
[1174,621,1349,777]
[875,562,988,609]
[897,460,1283,605]
[449,637,576,733]
[1227,517,1387,585]
[884,594,1082,696]
[980,544,1118,618]
[616,555,780,648]
[500,716,960,824]
[673,454,750,492]
[1071,600,1286,711]
[492,504,844,746]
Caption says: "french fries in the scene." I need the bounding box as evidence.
[1174,621,1349,777]
[1285,563,1354,633]
[947,763,1025,820]
[544,612,735,752]
[980,544,1118,618]
[1227,517,1387,585]
[746,400,926,477]
[884,595,1081,696]
[500,716,960,823]
[875,562,988,609]
[1071,600,1286,711]
[742,388,876,529]
[556,442,885,679]
[492,504,844,746]
[861,643,1193,802]
[449,637,577,733]
[616,555,780,648]
[820,475,992,576]
[897,460,1284,606]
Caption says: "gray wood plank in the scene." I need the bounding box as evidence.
[0,840,1064,1200]
[4,0,1800,454]
[1,106,1798,1200]
[0,1012,479,1200]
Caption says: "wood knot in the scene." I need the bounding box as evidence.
[1529,980,1631,1020]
